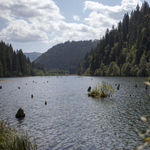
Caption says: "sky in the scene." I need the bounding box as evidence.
[0,0,147,53]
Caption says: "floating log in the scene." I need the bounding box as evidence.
[15,108,25,118]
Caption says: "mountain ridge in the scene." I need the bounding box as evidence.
[24,52,42,62]
[34,40,98,74]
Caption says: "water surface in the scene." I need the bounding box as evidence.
[0,76,150,149]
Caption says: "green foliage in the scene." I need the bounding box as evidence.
[84,67,90,76]
[94,69,101,76]
[77,63,82,75]
[94,61,106,76]
[138,52,148,76]
[0,61,3,77]
[0,41,45,77]
[0,120,37,150]
[106,62,120,76]
[121,62,131,76]
[81,2,150,77]
[34,40,98,74]
[130,64,138,76]
[88,81,115,98]
[106,62,115,76]
[45,69,70,76]
[112,64,120,76]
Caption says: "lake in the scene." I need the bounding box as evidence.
[0,76,150,150]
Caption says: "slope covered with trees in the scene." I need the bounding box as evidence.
[80,2,150,77]
[34,40,98,74]
[0,41,45,77]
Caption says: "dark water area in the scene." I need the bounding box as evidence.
[0,76,150,150]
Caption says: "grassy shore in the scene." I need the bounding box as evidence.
[0,120,38,150]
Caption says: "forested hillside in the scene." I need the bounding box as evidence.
[0,41,45,77]
[34,40,98,74]
[80,2,150,77]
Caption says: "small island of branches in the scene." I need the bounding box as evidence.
[88,81,116,98]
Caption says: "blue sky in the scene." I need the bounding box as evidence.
[0,0,147,53]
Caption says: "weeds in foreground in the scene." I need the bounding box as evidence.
[88,81,115,98]
[138,117,150,150]
[0,120,37,150]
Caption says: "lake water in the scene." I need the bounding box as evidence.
[0,76,150,150]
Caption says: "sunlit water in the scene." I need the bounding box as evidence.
[0,76,150,150]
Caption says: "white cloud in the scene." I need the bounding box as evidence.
[0,0,144,48]
[73,15,80,21]
[121,0,142,10]
[49,21,95,44]
[0,0,64,42]
[0,19,48,42]
[83,0,142,36]
[84,0,142,12]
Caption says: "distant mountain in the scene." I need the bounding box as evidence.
[34,40,98,74]
[24,52,42,62]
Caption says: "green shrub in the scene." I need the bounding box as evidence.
[0,120,37,150]
[88,81,115,98]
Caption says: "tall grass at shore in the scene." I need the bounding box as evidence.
[0,120,37,150]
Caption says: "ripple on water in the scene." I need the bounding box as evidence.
[0,76,150,149]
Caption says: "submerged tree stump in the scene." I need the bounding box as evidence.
[145,85,148,90]
[117,84,120,90]
[15,108,25,118]
[31,94,33,98]
[87,86,91,92]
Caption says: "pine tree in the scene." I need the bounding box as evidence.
[138,52,148,76]
[0,61,3,77]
